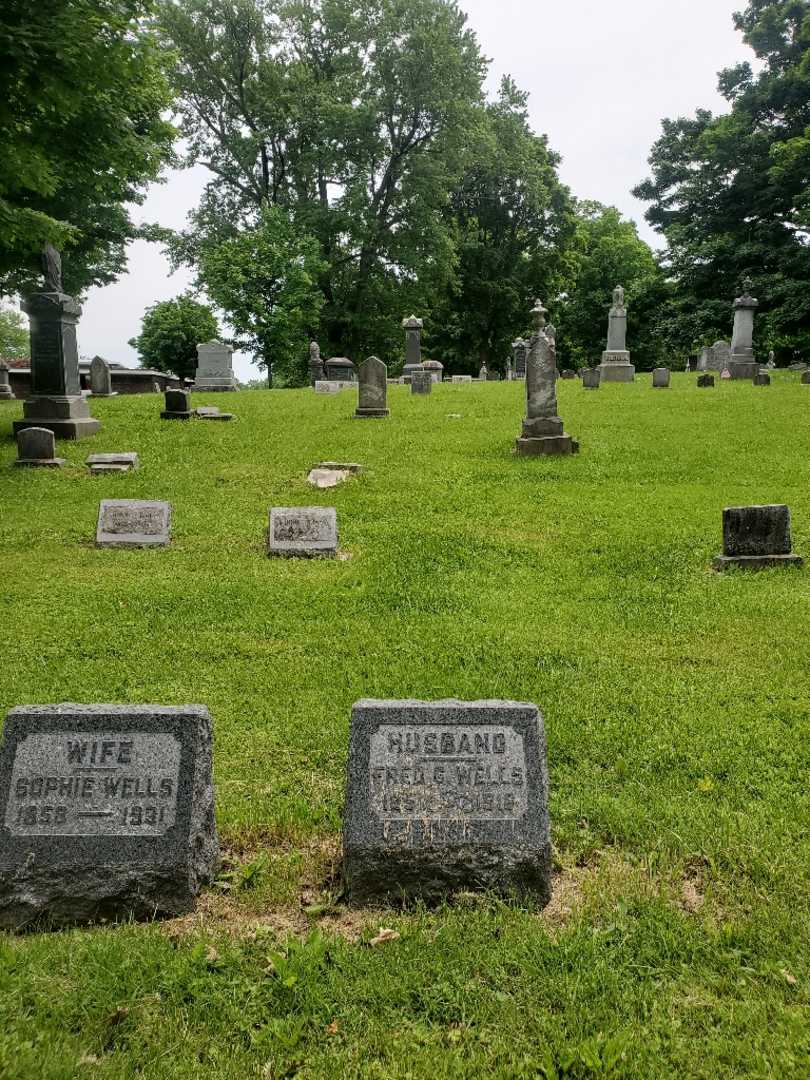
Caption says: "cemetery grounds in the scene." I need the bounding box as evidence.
[0,376,808,1078]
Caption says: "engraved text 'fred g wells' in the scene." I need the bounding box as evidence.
[5,732,181,837]
[369,725,528,821]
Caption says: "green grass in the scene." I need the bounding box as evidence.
[1,375,809,1078]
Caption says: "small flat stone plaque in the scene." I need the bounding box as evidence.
[0,704,218,928]
[343,699,551,904]
[268,506,338,557]
[97,500,171,547]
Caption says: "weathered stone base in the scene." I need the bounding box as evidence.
[599,352,635,383]
[515,435,578,456]
[0,388,15,400]
[713,553,803,571]
[354,408,389,419]
[14,417,101,439]
[14,457,66,468]
[14,395,100,440]
[344,843,552,906]
[193,382,237,392]
[728,361,759,380]
[160,410,192,420]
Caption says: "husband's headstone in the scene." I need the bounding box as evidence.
[0,703,218,928]
[96,500,171,548]
[343,699,551,904]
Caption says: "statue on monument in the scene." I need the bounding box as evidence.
[606,285,628,352]
[42,244,63,293]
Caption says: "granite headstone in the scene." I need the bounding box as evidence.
[15,426,66,467]
[355,356,389,418]
[268,507,338,558]
[652,367,671,388]
[161,388,192,420]
[713,505,802,570]
[89,356,116,397]
[411,370,433,395]
[96,500,171,548]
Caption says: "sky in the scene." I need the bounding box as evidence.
[77,0,753,381]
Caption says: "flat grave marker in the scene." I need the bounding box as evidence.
[268,506,338,558]
[96,500,171,548]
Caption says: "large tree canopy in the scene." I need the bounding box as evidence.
[0,0,175,297]
[633,0,810,360]
[129,294,219,380]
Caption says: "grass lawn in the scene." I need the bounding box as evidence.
[0,375,809,1079]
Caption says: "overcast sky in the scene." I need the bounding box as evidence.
[78,0,752,380]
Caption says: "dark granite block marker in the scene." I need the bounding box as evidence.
[343,699,551,905]
[0,703,218,928]
[713,504,803,570]
[161,388,192,420]
[96,500,171,548]
[697,374,715,388]
[753,371,771,386]
[268,506,338,557]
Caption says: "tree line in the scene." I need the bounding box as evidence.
[1,0,808,383]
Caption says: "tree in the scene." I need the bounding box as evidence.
[129,295,219,380]
[198,208,325,385]
[554,203,666,371]
[633,0,810,360]
[0,0,175,297]
[428,78,575,376]
[155,0,486,361]
[0,304,29,358]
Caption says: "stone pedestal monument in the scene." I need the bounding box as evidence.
[729,279,760,380]
[308,341,325,386]
[515,300,578,456]
[14,245,101,440]
[193,340,237,391]
[598,285,635,382]
[402,315,424,379]
[355,356,389,418]
[0,362,14,400]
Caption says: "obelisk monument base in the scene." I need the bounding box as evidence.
[515,415,578,456]
[598,350,635,382]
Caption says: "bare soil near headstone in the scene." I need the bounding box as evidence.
[1,377,809,1078]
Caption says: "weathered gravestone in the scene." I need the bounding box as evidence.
[0,361,15,400]
[194,340,237,391]
[355,356,389,418]
[753,371,771,386]
[421,359,444,383]
[308,341,325,386]
[652,367,671,388]
[598,285,635,382]
[89,355,116,397]
[96,500,171,548]
[268,507,338,558]
[560,369,577,380]
[411,369,433,395]
[451,375,473,384]
[314,381,344,394]
[161,388,192,420]
[697,374,715,388]
[713,505,802,571]
[194,406,234,421]
[343,699,551,904]
[729,280,760,380]
[515,299,578,456]
[324,357,356,382]
[582,367,601,389]
[402,315,424,379]
[15,427,65,468]
[86,452,139,475]
[0,703,218,928]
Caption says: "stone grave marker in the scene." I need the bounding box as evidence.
[86,452,139,475]
[96,500,171,548]
[652,368,671,388]
[753,371,771,386]
[268,507,338,558]
[411,369,433,395]
[89,356,116,397]
[560,369,577,380]
[314,381,344,394]
[515,299,577,456]
[161,388,192,420]
[0,362,15,400]
[582,367,601,389]
[697,374,715,388]
[194,340,237,391]
[451,375,473,384]
[194,406,234,421]
[355,356,389,418]
[713,505,802,571]
[15,427,66,468]
[0,703,218,928]
[343,699,551,904]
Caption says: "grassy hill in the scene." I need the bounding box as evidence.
[1,377,809,1078]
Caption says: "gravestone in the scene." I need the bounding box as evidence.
[712,341,731,371]
[729,280,760,380]
[324,357,356,382]
[402,315,424,379]
[598,285,635,382]
[194,340,237,391]
[268,507,338,558]
[421,359,444,383]
[0,361,14,400]
[512,338,528,379]
[411,369,433,395]
[652,368,671,388]
[451,375,472,384]
[194,406,234,421]
[801,371,810,385]
[515,299,578,456]
[343,699,551,904]
[15,426,65,467]
[86,452,139,475]
[96,500,171,548]
[14,245,101,440]
[0,703,218,928]
[560,369,577,380]
[314,381,344,394]
[161,388,192,419]
[308,341,325,386]
[582,367,601,389]
[697,374,715,388]
[713,505,802,570]
[89,356,116,397]
[355,356,389,418]
[753,371,771,386]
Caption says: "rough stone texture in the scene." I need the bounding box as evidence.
[324,358,356,382]
[14,290,101,440]
[729,281,760,379]
[89,356,116,397]
[268,507,338,558]
[512,339,528,379]
[753,371,771,386]
[307,468,351,489]
[86,453,139,475]
[598,285,635,383]
[343,699,551,905]
[308,342,325,387]
[194,340,237,391]
[355,356,389,418]
[516,300,577,456]
[451,375,472,384]
[161,388,192,420]
[15,426,65,467]
[713,504,803,570]
[0,362,15,400]
[402,315,423,377]
[582,367,601,389]
[317,461,363,474]
[96,500,171,548]
[411,370,433,395]
[697,374,715,388]
[0,703,218,929]
[652,368,671,388]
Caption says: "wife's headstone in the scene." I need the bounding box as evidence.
[355,356,389,418]
[0,703,218,928]
[343,699,551,904]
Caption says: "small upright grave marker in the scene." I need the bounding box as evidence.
[652,368,671,388]
[411,369,433,395]
[161,388,192,420]
[355,356,389,418]
[753,371,771,386]
[697,374,715,388]
[582,367,600,389]
[0,703,218,928]
[194,340,237,391]
[96,500,171,548]
[713,505,802,571]
[268,507,338,558]
[343,699,551,904]
[451,375,472,385]
[15,427,65,468]
[89,356,116,397]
